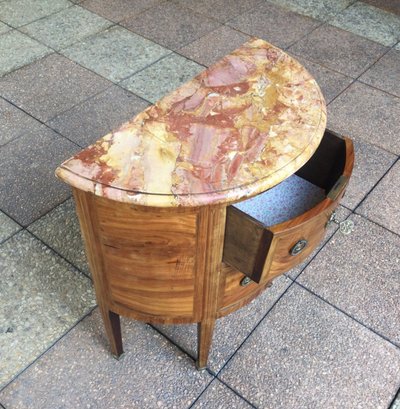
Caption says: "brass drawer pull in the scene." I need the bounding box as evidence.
[327,211,354,235]
[290,239,308,256]
[240,276,252,287]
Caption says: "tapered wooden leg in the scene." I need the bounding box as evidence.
[100,307,123,358]
[196,318,216,370]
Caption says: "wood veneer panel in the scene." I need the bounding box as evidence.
[94,196,198,318]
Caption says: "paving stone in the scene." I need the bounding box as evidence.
[0,309,212,408]
[267,0,354,22]
[289,55,353,103]
[21,5,112,51]
[178,25,251,67]
[0,30,51,77]
[0,211,21,243]
[0,53,111,122]
[0,97,42,146]
[47,85,149,147]
[0,21,11,34]
[121,53,204,103]
[122,2,221,51]
[227,2,320,50]
[359,48,400,98]
[287,205,351,280]
[362,0,400,15]
[289,24,387,78]
[298,214,400,346]
[0,230,95,389]
[81,0,161,22]
[174,0,262,23]
[0,125,79,226]
[193,379,253,408]
[156,275,292,373]
[328,81,400,155]
[341,139,397,210]
[62,26,170,82]
[357,160,400,235]
[220,284,400,409]
[0,0,71,27]
[28,198,89,275]
[393,395,400,409]
[331,2,400,46]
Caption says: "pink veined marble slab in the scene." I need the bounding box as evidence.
[56,38,326,207]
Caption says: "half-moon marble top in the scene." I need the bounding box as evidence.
[56,38,326,207]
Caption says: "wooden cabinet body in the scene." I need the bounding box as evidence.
[72,130,353,369]
[55,39,353,369]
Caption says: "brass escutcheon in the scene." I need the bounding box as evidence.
[240,276,252,287]
[290,239,308,256]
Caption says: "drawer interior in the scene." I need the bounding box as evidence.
[232,129,347,228]
[233,174,325,226]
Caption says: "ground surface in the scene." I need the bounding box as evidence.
[0,0,399,408]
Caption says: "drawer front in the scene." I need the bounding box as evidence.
[266,198,340,277]
[218,263,271,317]
[223,131,354,283]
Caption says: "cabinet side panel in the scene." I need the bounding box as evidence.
[94,196,198,318]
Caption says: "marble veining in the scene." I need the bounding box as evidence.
[56,38,326,207]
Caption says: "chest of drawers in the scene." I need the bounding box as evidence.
[56,38,353,370]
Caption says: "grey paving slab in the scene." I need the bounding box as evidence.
[289,24,387,78]
[121,53,204,103]
[81,0,161,22]
[289,55,353,103]
[359,48,400,98]
[362,0,400,15]
[47,85,149,147]
[298,214,400,346]
[341,139,397,210]
[227,2,321,49]
[393,394,400,409]
[21,5,112,51]
[0,211,21,243]
[0,230,95,389]
[0,53,111,122]
[28,198,89,275]
[0,309,212,409]
[287,205,351,280]
[357,160,400,235]
[156,275,292,373]
[62,26,170,82]
[0,0,71,27]
[122,2,221,51]
[175,0,262,23]
[328,81,400,155]
[331,2,400,46]
[267,0,354,22]
[178,25,251,67]
[0,30,51,77]
[0,21,10,34]
[220,284,400,409]
[193,379,253,409]
[0,97,42,146]
[0,125,79,226]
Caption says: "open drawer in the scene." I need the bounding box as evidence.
[223,129,354,284]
